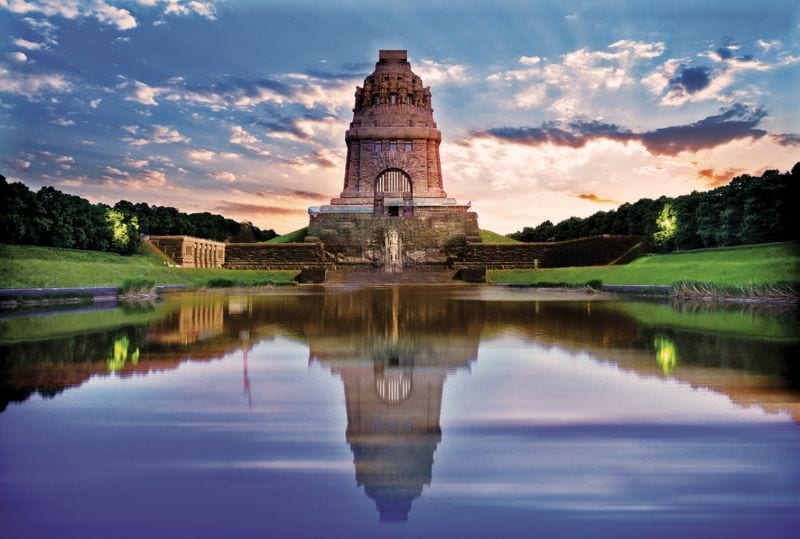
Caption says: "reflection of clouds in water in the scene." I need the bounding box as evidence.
[445,341,792,426]
[430,423,795,512]
[175,459,353,472]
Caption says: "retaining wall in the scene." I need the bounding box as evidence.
[457,235,642,269]
[223,243,328,270]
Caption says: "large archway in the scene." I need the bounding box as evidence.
[375,168,412,196]
[374,168,413,218]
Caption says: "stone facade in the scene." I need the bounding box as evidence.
[309,207,479,267]
[148,236,225,268]
[309,50,478,269]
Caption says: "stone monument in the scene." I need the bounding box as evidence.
[308,50,480,270]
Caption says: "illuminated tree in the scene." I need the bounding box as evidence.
[652,203,677,249]
[106,209,140,254]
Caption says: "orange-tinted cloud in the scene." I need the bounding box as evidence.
[698,167,742,187]
[214,201,305,216]
[577,193,618,204]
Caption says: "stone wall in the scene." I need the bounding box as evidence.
[223,243,328,270]
[149,236,225,268]
[456,235,642,269]
[308,209,480,267]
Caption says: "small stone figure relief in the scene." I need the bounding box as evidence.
[354,87,363,111]
[385,229,402,272]
[423,87,432,109]
[363,79,373,107]
[398,84,407,105]
[379,79,389,104]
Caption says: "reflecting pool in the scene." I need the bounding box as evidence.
[1,287,799,538]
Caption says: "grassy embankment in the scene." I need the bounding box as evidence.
[266,227,308,243]
[0,244,297,289]
[479,229,519,243]
[489,242,800,289]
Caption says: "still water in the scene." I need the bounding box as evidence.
[1,287,799,538]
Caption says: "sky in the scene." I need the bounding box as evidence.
[1,0,798,234]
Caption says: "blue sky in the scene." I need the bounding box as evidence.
[1,0,798,233]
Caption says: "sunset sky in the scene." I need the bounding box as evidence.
[1,0,798,234]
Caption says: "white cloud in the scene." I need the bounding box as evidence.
[89,98,101,108]
[52,116,75,126]
[414,58,470,85]
[12,37,44,50]
[122,157,148,168]
[102,165,128,176]
[4,157,32,170]
[122,124,190,145]
[0,65,71,98]
[2,1,138,30]
[210,170,236,183]
[755,39,781,52]
[125,169,167,188]
[486,40,665,115]
[38,150,75,169]
[163,0,217,20]
[229,125,270,157]
[278,72,357,113]
[188,148,215,161]
[92,1,137,30]
[230,125,258,145]
[6,51,28,62]
[126,80,160,106]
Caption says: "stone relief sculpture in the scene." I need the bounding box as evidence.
[354,87,363,111]
[379,79,389,104]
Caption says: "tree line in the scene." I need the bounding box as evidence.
[0,176,277,254]
[508,163,799,251]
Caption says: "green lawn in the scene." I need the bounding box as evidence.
[479,229,519,243]
[0,244,297,288]
[266,227,308,243]
[488,242,800,286]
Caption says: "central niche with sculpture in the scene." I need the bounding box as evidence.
[307,50,481,270]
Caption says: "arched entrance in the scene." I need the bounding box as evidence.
[374,168,413,217]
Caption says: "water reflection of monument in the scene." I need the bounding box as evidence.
[311,288,479,522]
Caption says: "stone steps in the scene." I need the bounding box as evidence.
[324,268,461,286]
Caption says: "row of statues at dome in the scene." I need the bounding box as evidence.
[354,74,432,110]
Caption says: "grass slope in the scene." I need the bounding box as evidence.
[479,229,520,243]
[266,227,308,243]
[0,244,296,288]
[489,242,800,286]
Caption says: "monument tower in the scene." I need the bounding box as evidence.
[308,50,480,270]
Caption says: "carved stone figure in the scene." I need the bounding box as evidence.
[354,87,363,111]
[398,84,407,105]
[363,79,373,107]
[379,79,389,104]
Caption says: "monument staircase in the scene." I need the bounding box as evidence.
[324,267,462,286]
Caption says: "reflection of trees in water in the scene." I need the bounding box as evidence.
[0,325,150,411]
[2,291,797,415]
